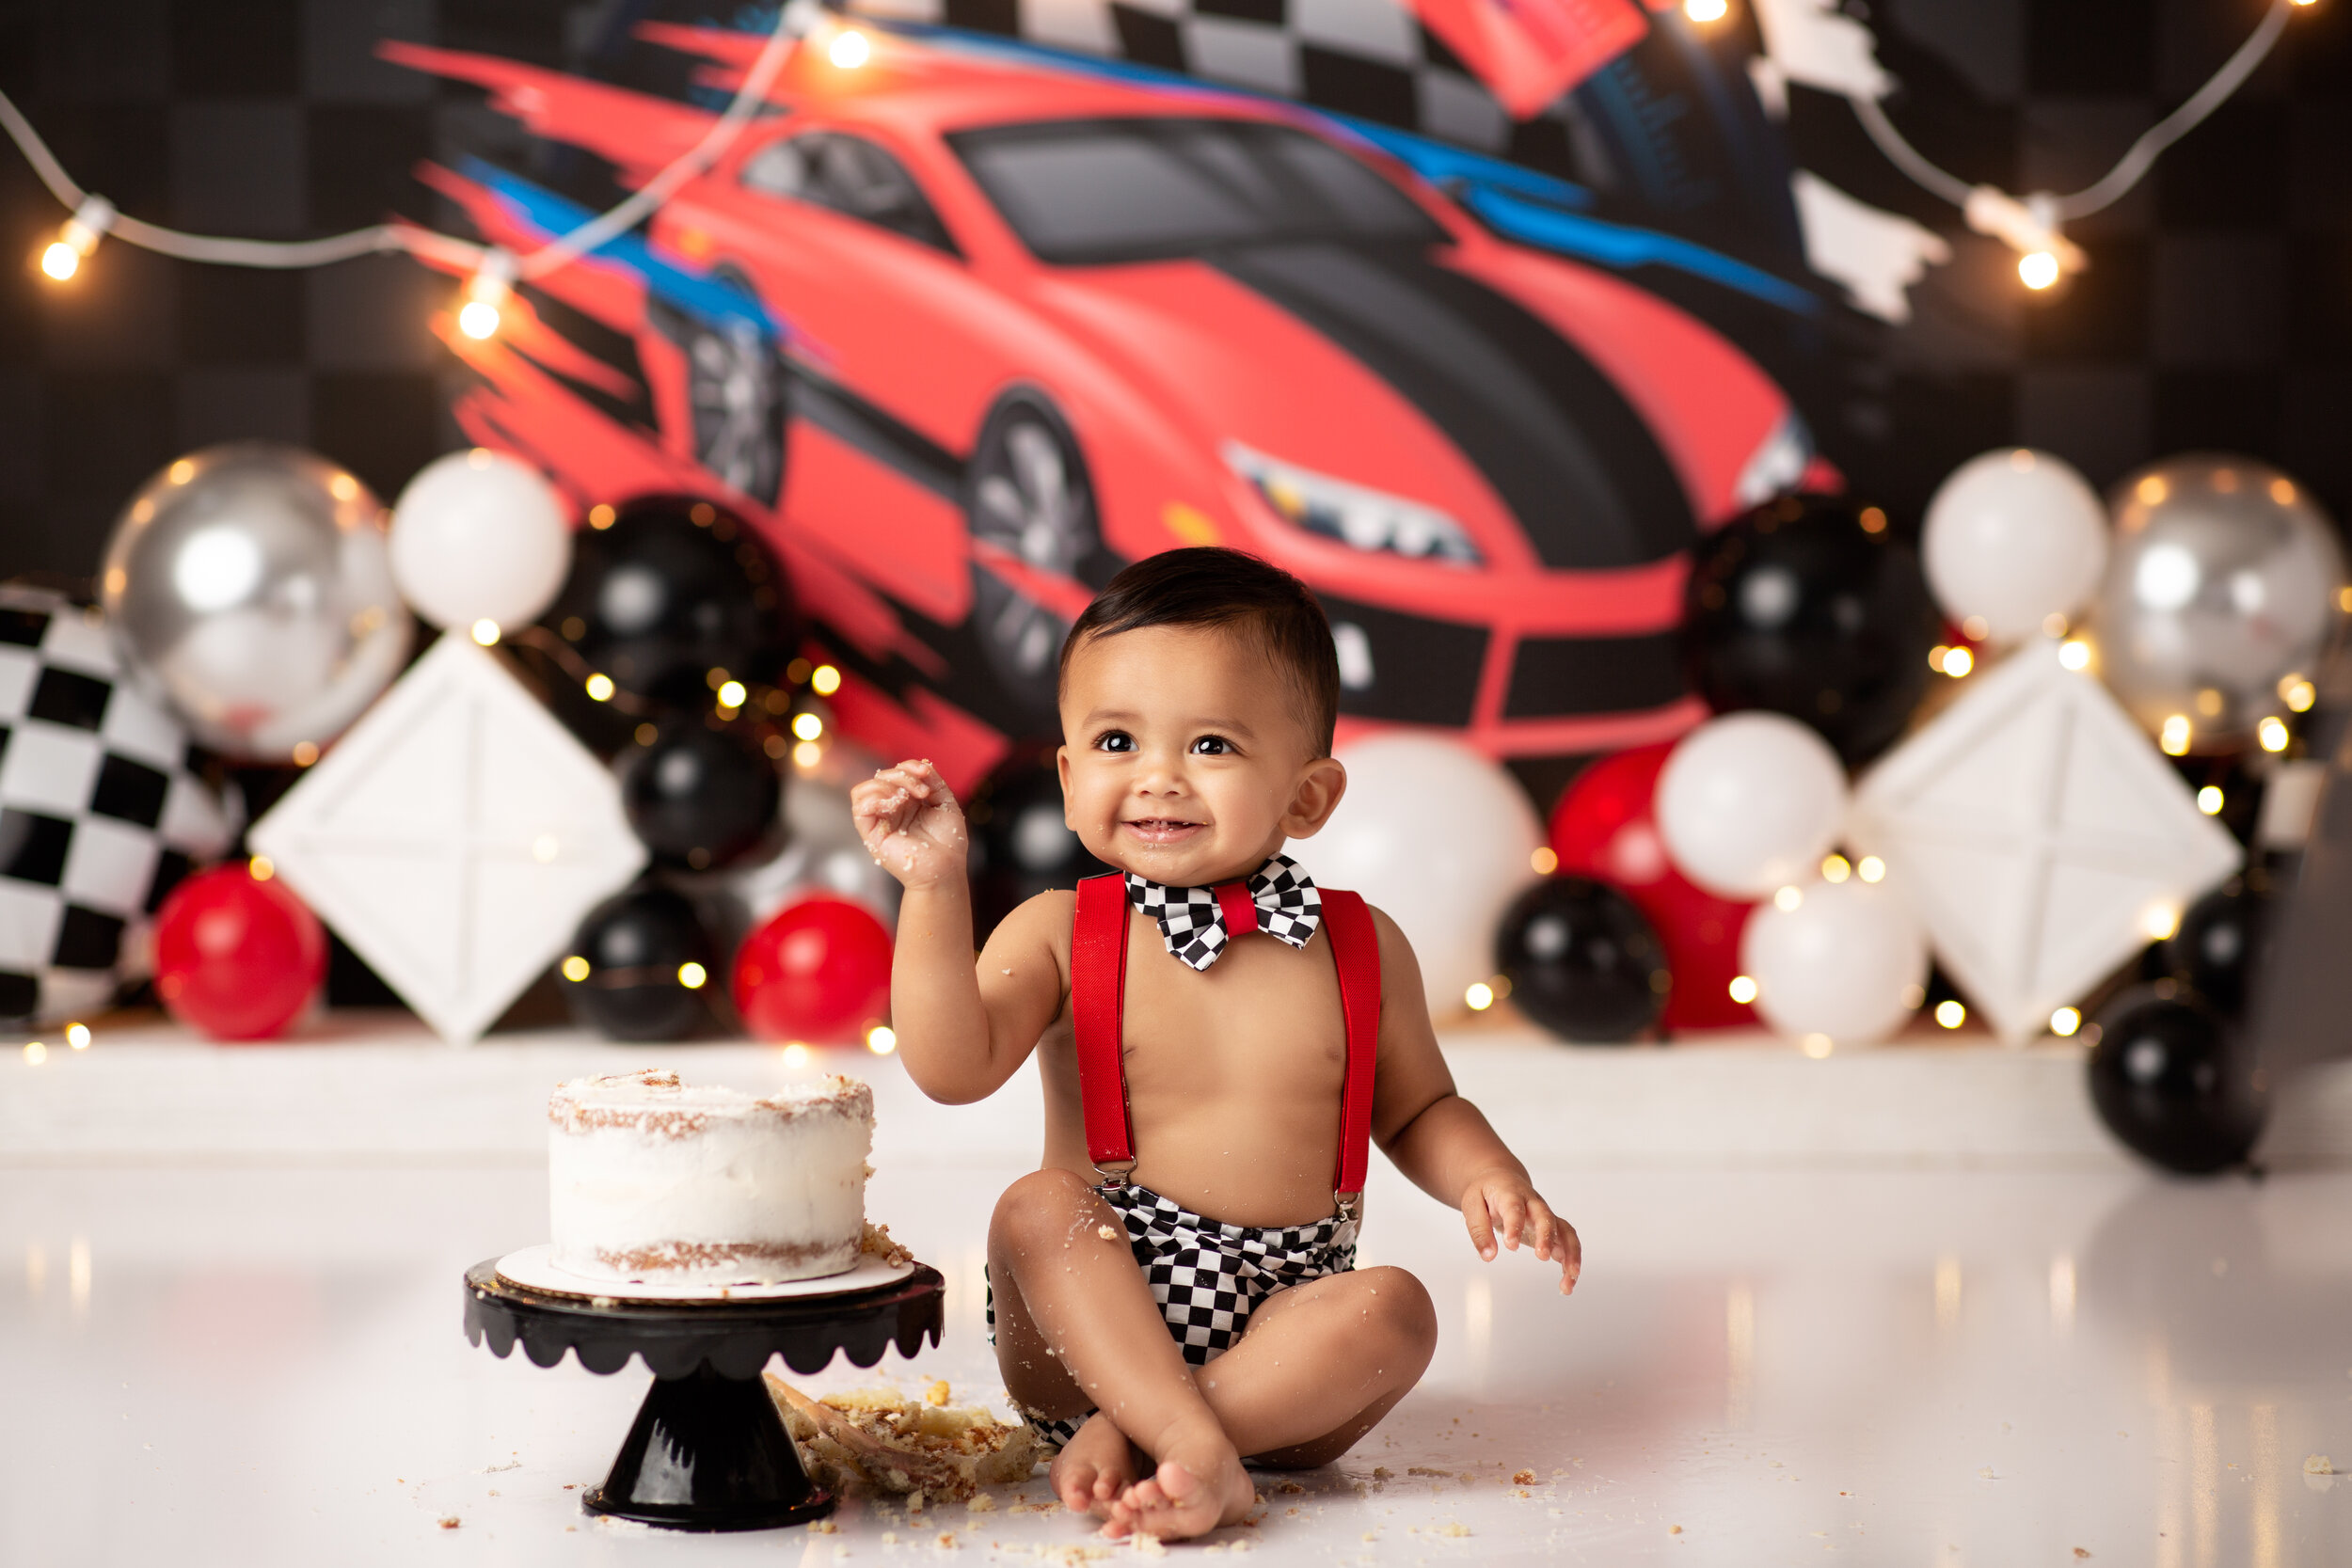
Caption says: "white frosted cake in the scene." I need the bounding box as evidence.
[548,1069,876,1285]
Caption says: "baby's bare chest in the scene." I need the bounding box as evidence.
[1116,930,1348,1108]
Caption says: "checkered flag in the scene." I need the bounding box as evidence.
[1125,853,1323,970]
[0,587,233,1025]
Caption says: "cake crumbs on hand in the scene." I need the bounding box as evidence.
[1669,1524,1682,1535]
[2307,1455,2336,1476]
[437,1517,460,1529]
[1098,1225,1120,1241]
[1512,1469,1535,1485]
[2074,1551,2090,1560]
[811,1519,838,1533]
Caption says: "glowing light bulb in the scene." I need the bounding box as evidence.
[2159,715,2191,756]
[1856,856,1885,883]
[716,680,747,709]
[2281,676,2316,712]
[2019,250,2061,290]
[561,956,591,982]
[677,962,707,990]
[866,1025,898,1054]
[249,855,275,881]
[2258,716,2291,752]
[1941,646,1975,678]
[1531,847,1559,875]
[39,196,115,283]
[2058,639,2092,671]
[2142,904,2182,942]
[457,247,515,341]
[1727,975,1759,1005]
[24,1040,46,1066]
[792,711,824,741]
[1465,982,1495,1012]
[470,618,501,646]
[793,739,821,768]
[829,28,870,68]
[1773,886,1803,912]
[1934,999,1966,1029]
[2050,1006,2082,1037]
[1685,0,1729,20]
[783,1042,813,1069]
[810,663,843,696]
[585,673,615,703]
[1820,854,1851,883]
[66,1023,90,1050]
[2197,785,2224,816]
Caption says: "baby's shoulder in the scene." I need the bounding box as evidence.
[992,887,1078,954]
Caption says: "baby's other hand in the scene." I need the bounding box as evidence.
[850,759,969,891]
[1460,1173,1581,1296]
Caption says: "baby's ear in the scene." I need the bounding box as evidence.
[1282,756,1348,839]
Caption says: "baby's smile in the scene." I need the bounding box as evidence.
[1121,816,1207,847]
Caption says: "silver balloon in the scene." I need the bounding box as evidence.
[101,443,412,760]
[2089,455,2345,752]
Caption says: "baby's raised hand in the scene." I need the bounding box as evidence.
[1460,1173,1581,1296]
[850,759,969,891]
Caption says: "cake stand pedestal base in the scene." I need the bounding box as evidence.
[585,1363,833,1530]
[464,1257,946,1534]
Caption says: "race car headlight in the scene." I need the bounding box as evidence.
[1733,410,1813,510]
[1225,442,1481,566]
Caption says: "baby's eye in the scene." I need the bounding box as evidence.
[1189,736,1232,755]
[1096,731,1136,753]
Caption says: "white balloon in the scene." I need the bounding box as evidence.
[1656,713,1848,899]
[388,449,572,631]
[1923,448,2108,643]
[1740,876,1926,1046]
[1291,734,1540,1019]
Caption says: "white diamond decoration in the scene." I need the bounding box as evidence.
[250,632,646,1045]
[1846,641,2242,1045]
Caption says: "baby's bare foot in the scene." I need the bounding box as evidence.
[1104,1426,1256,1542]
[1049,1413,1136,1520]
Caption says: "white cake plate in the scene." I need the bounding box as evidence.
[494,1243,915,1303]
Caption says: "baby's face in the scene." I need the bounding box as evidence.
[1057,625,1344,887]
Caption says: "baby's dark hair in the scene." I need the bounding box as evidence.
[1057,547,1340,754]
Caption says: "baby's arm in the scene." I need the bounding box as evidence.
[1361,907,1581,1295]
[850,760,1064,1105]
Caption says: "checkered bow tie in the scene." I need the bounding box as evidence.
[1124,855,1322,972]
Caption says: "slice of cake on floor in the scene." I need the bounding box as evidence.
[548,1068,875,1284]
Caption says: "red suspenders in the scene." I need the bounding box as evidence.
[1070,873,1382,1212]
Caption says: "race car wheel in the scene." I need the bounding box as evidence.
[681,308,787,507]
[966,395,1101,717]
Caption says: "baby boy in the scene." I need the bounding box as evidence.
[851,546,1578,1541]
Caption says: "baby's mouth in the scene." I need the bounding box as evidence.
[1122,817,1205,844]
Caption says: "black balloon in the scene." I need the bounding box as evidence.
[1682,494,1939,767]
[966,755,1111,942]
[2086,987,2267,1175]
[562,884,717,1040]
[621,721,782,870]
[545,496,792,708]
[1495,877,1669,1043]
[2163,879,2269,1017]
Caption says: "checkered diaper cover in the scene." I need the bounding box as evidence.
[986,1181,1358,1450]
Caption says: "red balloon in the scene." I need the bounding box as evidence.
[153,863,327,1041]
[1549,744,1757,1032]
[732,895,893,1044]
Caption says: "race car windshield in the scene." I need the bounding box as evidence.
[947,118,1448,264]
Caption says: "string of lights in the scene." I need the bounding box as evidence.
[1850,0,2312,291]
[0,0,2323,317]
[2,0,815,337]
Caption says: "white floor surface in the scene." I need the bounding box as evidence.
[5,1030,2350,1564]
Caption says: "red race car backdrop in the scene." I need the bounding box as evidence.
[389,15,1826,793]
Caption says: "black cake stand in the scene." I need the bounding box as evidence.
[463,1258,945,1531]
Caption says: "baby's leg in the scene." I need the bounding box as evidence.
[1117,1262,1435,1538]
[987,1170,1256,1538]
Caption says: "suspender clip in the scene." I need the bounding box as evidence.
[1093,1160,1136,1194]
[1334,1190,1361,1226]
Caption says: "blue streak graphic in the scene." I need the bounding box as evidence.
[463,157,783,337]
